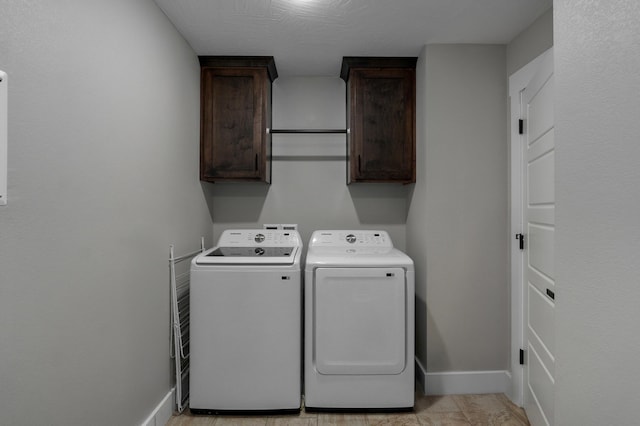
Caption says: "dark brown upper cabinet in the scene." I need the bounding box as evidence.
[341,57,417,184]
[199,56,277,183]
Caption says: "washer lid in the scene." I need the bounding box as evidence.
[195,229,302,265]
[195,245,299,265]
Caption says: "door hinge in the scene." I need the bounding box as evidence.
[516,233,525,250]
[519,349,525,365]
[518,119,524,135]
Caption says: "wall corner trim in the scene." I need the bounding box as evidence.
[140,387,175,426]
[418,366,512,396]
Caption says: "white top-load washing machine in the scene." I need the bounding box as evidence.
[304,230,415,411]
[190,229,303,414]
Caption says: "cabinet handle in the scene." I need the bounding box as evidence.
[255,154,258,171]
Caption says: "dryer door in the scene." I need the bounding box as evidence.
[314,267,406,375]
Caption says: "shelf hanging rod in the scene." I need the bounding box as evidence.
[270,129,347,134]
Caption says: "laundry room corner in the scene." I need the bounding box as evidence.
[406,44,511,395]
[207,76,410,248]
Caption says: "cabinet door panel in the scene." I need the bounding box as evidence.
[360,75,407,175]
[349,68,415,183]
[200,67,268,182]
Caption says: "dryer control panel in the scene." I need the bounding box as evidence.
[310,230,393,248]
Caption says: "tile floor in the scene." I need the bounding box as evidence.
[166,393,529,425]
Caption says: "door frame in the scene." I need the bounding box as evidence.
[508,48,552,407]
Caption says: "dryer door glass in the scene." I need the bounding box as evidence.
[313,267,405,375]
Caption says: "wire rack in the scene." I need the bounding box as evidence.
[169,238,205,413]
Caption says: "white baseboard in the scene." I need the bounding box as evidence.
[415,359,511,396]
[140,387,175,426]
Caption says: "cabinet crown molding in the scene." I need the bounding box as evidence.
[198,56,278,82]
[340,57,417,82]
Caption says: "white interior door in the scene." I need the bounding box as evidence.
[522,51,555,426]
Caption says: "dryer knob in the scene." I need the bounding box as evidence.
[346,234,356,244]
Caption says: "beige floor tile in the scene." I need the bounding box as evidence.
[317,413,367,426]
[298,409,319,419]
[452,394,529,426]
[495,394,529,425]
[166,410,218,426]
[461,410,528,426]
[366,412,421,426]
[213,417,268,426]
[453,394,507,413]
[265,417,317,426]
[415,411,471,426]
[414,395,463,414]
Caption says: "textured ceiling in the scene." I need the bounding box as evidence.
[153,0,552,76]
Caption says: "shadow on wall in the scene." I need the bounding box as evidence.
[415,293,428,368]
[203,179,411,226]
[347,183,412,224]
[201,182,216,223]
[426,302,449,372]
[203,172,411,249]
[201,182,269,223]
[416,293,450,392]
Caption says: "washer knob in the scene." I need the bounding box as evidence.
[346,234,356,244]
[255,233,265,243]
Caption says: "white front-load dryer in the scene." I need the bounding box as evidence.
[304,230,415,411]
[190,229,302,414]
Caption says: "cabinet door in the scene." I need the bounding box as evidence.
[348,68,415,183]
[200,67,269,182]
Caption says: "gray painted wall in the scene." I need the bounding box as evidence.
[506,8,554,77]
[406,45,508,373]
[0,1,568,422]
[209,76,409,249]
[554,1,640,424]
[0,1,211,425]
[407,47,429,368]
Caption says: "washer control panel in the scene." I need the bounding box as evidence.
[218,229,301,247]
[310,230,393,248]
